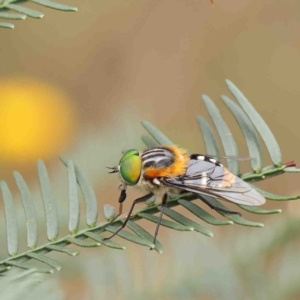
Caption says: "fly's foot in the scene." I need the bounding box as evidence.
[214,207,241,217]
[124,213,134,219]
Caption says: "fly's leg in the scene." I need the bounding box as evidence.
[151,193,168,249]
[179,175,185,185]
[104,189,127,225]
[197,194,241,216]
[103,193,154,241]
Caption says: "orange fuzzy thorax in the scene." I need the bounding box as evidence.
[143,146,189,179]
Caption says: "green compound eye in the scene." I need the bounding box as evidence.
[119,149,142,186]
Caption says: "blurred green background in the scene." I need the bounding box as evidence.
[1,0,300,299]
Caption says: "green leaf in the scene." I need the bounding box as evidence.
[284,167,300,173]
[84,232,126,250]
[37,161,59,241]
[106,226,155,248]
[0,0,77,30]
[4,261,53,273]
[238,204,281,214]
[0,21,14,28]
[126,220,163,254]
[242,165,286,182]
[138,213,194,231]
[158,207,213,237]
[45,245,79,256]
[0,12,26,20]
[66,236,101,248]
[141,135,159,148]
[202,95,239,175]
[26,253,62,271]
[60,157,98,228]
[6,4,44,18]
[103,205,116,222]
[178,200,233,226]
[254,187,300,201]
[201,195,264,227]
[14,172,38,250]
[1,182,18,256]
[222,95,263,173]
[196,116,220,157]
[67,161,80,235]
[10,268,38,279]
[225,79,282,167]
[0,265,10,273]
[141,121,174,145]
[145,194,156,207]
[31,0,77,11]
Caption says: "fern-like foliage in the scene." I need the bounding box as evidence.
[0,269,63,299]
[0,80,299,275]
[0,0,77,29]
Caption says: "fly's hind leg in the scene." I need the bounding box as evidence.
[197,194,241,217]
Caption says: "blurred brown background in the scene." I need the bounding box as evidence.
[1,0,300,299]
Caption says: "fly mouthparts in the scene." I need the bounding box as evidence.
[106,166,119,174]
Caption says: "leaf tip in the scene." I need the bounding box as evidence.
[37,159,44,166]
[201,94,209,101]
[103,204,116,221]
[12,171,19,177]
[225,79,233,86]
[59,156,68,165]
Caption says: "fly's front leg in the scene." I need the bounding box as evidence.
[103,193,154,241]
[151,193,168,249]
[106,189,127,225]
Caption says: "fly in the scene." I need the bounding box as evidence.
[103,146,266,247]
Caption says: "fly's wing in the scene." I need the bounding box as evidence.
[162,158,266,206]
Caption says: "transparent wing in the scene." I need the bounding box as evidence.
[162,159,266,206]
[209,154,254,161]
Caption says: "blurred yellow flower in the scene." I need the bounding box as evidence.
[0,77,76,163]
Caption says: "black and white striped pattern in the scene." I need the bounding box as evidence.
[190,154,223,168]
[142,148,175,169]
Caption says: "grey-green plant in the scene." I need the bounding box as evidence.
[0,80,299,275]
[0,268,64,300]
[0,0,77,29]
[80,215,300,300]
